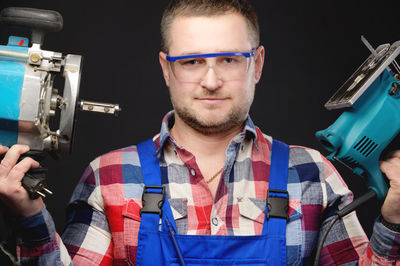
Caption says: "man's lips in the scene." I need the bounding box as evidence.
[195,97,228,104]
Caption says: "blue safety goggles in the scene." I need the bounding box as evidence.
[166,48,256,62]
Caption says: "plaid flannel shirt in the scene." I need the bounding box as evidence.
[16,111,400,265]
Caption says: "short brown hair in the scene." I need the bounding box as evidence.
[160,0,260,52]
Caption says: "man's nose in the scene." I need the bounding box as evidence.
[200,66,223,90]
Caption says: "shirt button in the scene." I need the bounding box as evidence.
[190,168,196,176]
[212,217,218,226]
[241,145,245,151]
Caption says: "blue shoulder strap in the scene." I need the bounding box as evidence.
[137,139,176,232]
[137,139,161,186]
[268,140,290,193]
[262,139,290,265]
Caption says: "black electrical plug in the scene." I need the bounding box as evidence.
[22,168,52,200]
[0,150,53,200]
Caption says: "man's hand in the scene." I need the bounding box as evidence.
[0,144,44,217]
[380,150,400,224]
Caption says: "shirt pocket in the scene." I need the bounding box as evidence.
[238,197,303,265]
[238,197,266,227]
[122,198,142,265]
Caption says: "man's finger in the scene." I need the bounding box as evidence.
[382,156,400,167]
[0,145,9,155]
[0,145,30,178]
[380,159,400,187]
[384,150,400,160]
[7,157,39,182]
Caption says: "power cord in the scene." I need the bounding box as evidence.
[313,190,377,266]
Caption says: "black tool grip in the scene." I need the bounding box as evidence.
[0,7,63,45]
[0,151,52,199]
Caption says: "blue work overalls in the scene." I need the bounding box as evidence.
[136,139,290,266]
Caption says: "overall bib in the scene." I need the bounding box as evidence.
[135,139,290,266]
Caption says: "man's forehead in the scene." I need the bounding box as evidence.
[168,13,253,55]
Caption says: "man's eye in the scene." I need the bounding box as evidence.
[187,60,199,65]
[181,59,202,65]
[220,57,239,64]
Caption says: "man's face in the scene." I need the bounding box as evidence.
[159,12,264,134]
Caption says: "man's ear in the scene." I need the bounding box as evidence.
[159,51,170,87]
[254,46,265,84]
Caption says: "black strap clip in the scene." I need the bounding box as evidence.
[266,189,289,221]
[140,185,165,217]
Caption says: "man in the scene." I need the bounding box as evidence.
[0,0,399,265]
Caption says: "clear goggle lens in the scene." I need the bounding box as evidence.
[166,49,256,83]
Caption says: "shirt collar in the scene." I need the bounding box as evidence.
[155,110,259,155]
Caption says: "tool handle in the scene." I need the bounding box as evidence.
[0,7,63,45]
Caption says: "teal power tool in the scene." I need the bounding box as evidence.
[316,37,400,201]
[0,7,121,199]
[313,37,400,266]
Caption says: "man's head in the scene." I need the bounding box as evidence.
[160,0,260,53]
[159,0,264,135]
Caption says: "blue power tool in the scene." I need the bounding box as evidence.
[316,37,400,201]
[0,7,121,198]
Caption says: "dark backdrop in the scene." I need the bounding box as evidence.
[0,0,399,264]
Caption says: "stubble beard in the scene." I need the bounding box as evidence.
[174,103,248,135]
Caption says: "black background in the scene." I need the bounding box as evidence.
[0,0,399,264]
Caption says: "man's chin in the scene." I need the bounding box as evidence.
[176,109,245,135]
[190,122,238,135]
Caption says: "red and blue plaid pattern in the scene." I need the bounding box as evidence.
[15,112,400,265]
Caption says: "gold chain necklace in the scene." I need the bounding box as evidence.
[206,167,224,184]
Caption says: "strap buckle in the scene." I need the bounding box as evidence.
[140,185,165,217]
[266,189,289,221]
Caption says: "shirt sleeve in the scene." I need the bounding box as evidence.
[318,155,400,265]
[15,161,114,265]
